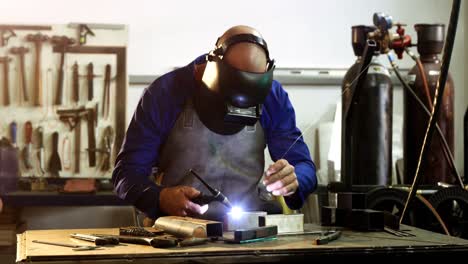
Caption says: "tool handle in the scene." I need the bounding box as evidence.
[24,121,32,143]
[102,64,111,118]
[87,108,96,167]
[2,56,10,106]
[9,121,17,145]
[191,193,215,206]
[72,62,79,103]
[55,67,64,105]
[19,53,28,101]
[87,62,93,100]
[33,42,42,106]
[37,127,44,148]
[52,132,59,152]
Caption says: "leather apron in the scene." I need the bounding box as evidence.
[158,100,281,221]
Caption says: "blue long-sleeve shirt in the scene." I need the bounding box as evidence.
[112,55,317,219]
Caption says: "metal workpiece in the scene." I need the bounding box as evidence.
[154,216,223,238]
[259,214,304,234]
[222,225,278,243]
[224,211,267,231]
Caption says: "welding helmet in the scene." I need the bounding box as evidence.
[203,34,275,126]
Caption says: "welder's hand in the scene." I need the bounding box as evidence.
[263,159,298,196]
[159,186,208,216]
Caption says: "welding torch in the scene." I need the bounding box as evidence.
[187,169,233,209]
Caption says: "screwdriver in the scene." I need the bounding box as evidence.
[32,240,100,251]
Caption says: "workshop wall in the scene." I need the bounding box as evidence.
[0,0,465,228]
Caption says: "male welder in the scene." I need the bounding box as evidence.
[112,25,317,222]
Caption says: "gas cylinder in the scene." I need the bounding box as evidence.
[404,24,454,185]
[465,107,467,179]
[342,25,393,186]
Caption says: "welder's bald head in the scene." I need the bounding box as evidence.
[216,25,268,73]
[198,25,274,130]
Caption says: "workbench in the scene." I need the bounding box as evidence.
[16,224,468,263]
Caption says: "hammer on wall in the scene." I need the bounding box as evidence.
[0,56,12,106]
[10,47,29,103]
[26,33,49,107]
[51,35,75,105]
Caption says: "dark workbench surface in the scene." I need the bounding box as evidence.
[1,191,128,207]
[16,224,468,263]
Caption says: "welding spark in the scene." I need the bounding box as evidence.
[229,206,244,219]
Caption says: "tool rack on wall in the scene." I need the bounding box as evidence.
[0,23,128,192]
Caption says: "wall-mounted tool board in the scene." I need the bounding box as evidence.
[0,23,127,179]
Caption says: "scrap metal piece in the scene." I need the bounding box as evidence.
[312,230,342,245]
[259,214,304,234]
[154,216,223,238]
[223,225,278,243]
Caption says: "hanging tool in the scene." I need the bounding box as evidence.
[51,35,75,105]
[102,64,111,119]
[10,47,29,103]
[78,24,95,45]
[72,61,79,104]
[57,107,96,173]
[70,233,119,246]
[32,240,100,251]
[85,107,96,167]
[86,62,94,100]
[26,33,49,106]
[99,126,113,171]
[0,56,11,106]
[36,127,45,176]
[22,121,33,169]
[187,169,233,209]
[0,28,16,46]
[0,24,51,47]
[48,131,62,177]
[9,122,17,148]
[57,107,87,174]
[62,135,72,170]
